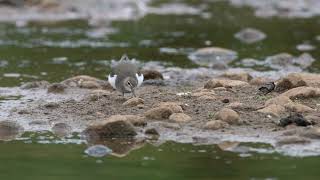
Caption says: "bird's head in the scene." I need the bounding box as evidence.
[123,77,138,92]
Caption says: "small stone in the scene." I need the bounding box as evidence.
[141,69,163,80]
[169,113,192,123]
[157,102,183,113]
[221,98,230,103]
[44,102,59,109]
[47,83,67,93]
[20,81,50,89]
[204,120,229,130]
[145,128,159,136]
[226,102,244,109]
[145,107,173,120]
[258,82,275,94]
[123,98,144,107]
[296,44,315,51]
[204,79,249,89]
[234,28,266,44]
[221,72,252,82]
[258,105,286,117]
[84,145,112,158]
[188,47,238,68]
[62,75,112,90]
[0,121,24,140]
[279,113,312,127]
[214,108,240,124]
[52,123,72,138]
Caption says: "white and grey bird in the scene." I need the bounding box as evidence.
[108,55,144,97]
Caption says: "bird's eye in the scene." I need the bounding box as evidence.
[127,81,131,86]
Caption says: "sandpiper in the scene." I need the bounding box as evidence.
[108,55,144,97]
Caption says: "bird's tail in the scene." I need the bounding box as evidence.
[120,54,130,62]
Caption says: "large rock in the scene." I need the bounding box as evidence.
[275,73,320,91]
[234,28,266,44]
[145,107,173,120]
[169,113,192,123]
[284,103,315,113]
[281,86,320,99]
[204,120,229,130]
[265,53,314,70]
[214,108,240,124]
[300,127,320,139]
[265,96,292,106]
[258,104,286,117]
[220,72,252,82]
[84,116,137,139]
[141,69,163,80]
[122,98,144,107]
[188,47,238,68]
[277,73,320,91]
[157,102,183,113]
[62,75,112,89]
[204,79,249,89]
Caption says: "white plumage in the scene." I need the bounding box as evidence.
[108,74,117,89]
[136,73,144,87]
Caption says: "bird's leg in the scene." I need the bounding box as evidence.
[132,89,136,98]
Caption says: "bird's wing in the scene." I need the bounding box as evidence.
[136,73,144,87]
[108,74,117,89]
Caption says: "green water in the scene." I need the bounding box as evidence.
[0,141,319,180]
[0,1,319,86]
[0,0,320,179]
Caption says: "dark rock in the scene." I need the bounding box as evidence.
[47,83,67,93]
[145,128,159,136]
[279,113,314,127]
[221,98,230,103]
[258,82,275,94]
[44,102,59,109]
[141,69,163,80]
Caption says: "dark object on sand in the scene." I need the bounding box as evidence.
[258,82,275,94]
[0,0,24,6]
[279,113,314,127]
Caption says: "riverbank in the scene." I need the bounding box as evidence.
[1,71,320,157]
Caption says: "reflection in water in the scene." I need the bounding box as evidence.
[87,137,146,157]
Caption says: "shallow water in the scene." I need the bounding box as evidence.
[0,1,319,86]
[0,140,319,180]
[0,0,320,179]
